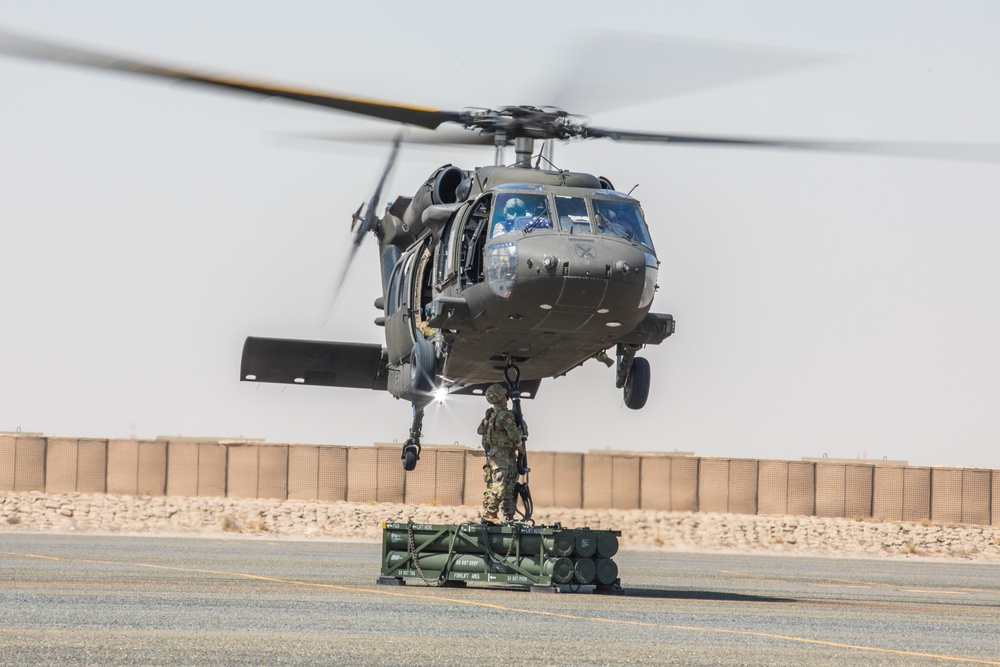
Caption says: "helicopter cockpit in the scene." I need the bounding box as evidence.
[490,193,553,237]
[450,183,657,297]
[591,197,655,250]
[489,189,653,249]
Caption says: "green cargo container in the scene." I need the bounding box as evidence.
[379,522,622,593]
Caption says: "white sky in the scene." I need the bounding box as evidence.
[1,1,998,469]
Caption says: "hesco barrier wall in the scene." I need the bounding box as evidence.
[2,434,998,526]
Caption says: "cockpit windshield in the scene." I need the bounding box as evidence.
[491,193,552,238]
[555,196,591,233]
[487,191,653,249]
[592,199,654,250]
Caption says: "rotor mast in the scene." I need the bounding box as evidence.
[493,128,536,168]
[513,137,534,168]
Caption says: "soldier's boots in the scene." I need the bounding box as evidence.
[481,513,500,525]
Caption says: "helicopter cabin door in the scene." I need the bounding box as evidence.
[383,247,418,364]
[410,236,437,339]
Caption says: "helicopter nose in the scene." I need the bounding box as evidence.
[511,235,651,327]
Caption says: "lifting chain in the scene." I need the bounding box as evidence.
[484,522,520,570]
[503,362,533,522]
[407,521,444,587]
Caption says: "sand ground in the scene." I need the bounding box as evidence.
[3,491,999,561]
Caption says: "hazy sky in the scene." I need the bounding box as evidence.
[2,1,998,469]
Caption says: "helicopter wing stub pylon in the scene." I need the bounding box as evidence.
[240,337,389,391]
[0,29,465,130]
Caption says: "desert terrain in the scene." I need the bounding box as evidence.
[4,490,999,561]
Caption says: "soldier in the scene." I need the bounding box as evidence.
[492,197,526,237]
[477,383,525,523]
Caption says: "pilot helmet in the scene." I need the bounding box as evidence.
[503,198,526,219]
[485,383,508,404]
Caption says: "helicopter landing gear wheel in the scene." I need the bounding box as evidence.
[410,337,435,393]
[401,402,425,471]
[623,356,651,410]
[402,439,419,471]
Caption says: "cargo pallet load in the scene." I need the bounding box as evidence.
[378,522,623,593]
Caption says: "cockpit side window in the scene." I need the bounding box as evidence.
[490,193,552,237]
[592,199,655,250]
[459,194,492,287]
[555,196,591,233]
[438,207,463,285]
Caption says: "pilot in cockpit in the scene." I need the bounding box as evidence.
[492,197,526,237]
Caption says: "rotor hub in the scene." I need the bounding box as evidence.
[460,106,585,143]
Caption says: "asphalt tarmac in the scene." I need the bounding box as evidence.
[1,533,998,666]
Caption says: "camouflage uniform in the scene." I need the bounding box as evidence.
[477,384,523,522]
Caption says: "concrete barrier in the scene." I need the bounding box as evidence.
[1,434,996,525]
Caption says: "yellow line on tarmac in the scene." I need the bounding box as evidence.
[954,588,995,594]
[6,552,61,561]
[7,551,1000,666]
[826,577,882,586]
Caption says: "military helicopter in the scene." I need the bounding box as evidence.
[241,117,676,471]
[3,30,997,471]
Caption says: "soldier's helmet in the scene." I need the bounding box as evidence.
[485,383,508,404]
[504,198,526,220]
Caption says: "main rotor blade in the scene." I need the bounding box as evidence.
[539,32,831,115]
[585,126,1000,163]
[0,29,465,130]
[288,127,498,147]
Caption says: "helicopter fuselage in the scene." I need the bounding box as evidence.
[436,231,659,380]
[377,165,674,401]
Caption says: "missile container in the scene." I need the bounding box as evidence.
[378,522,622,593]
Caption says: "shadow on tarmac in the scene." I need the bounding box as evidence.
[621,587,797,603]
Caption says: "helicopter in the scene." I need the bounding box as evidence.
[3,29,998,472]
[240,118,676,471]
